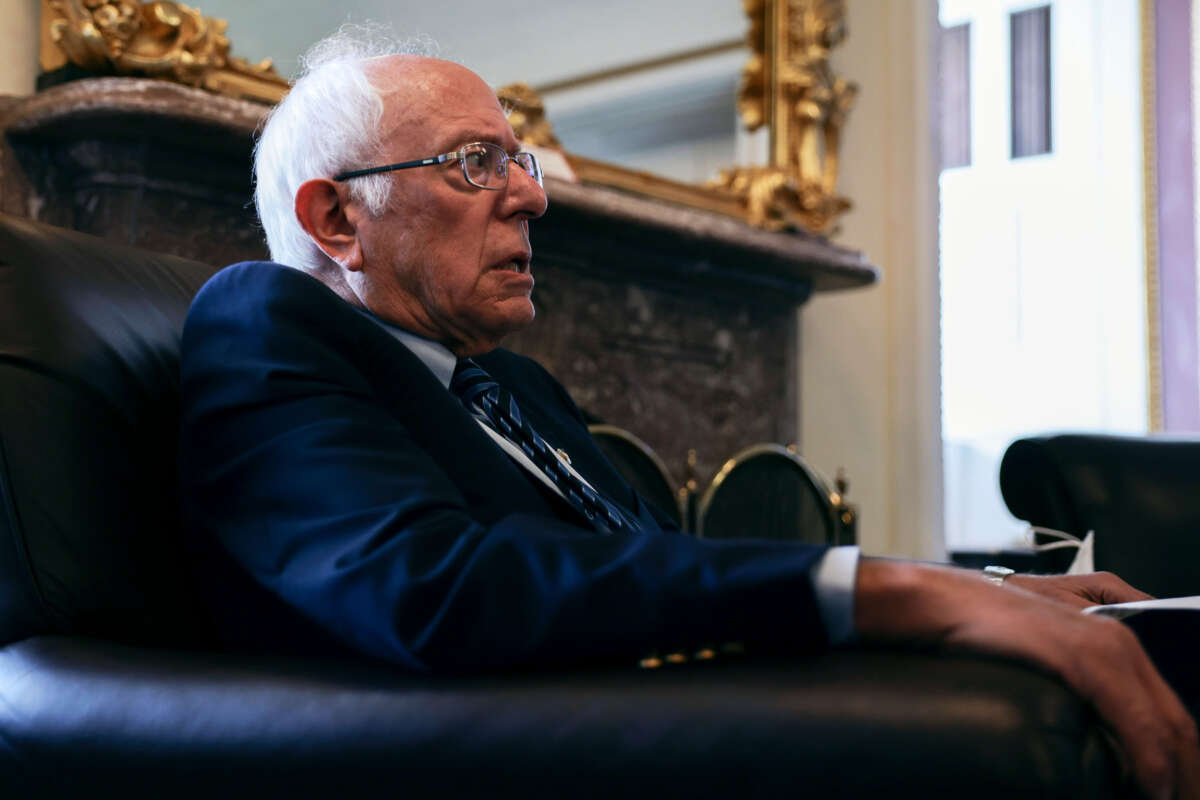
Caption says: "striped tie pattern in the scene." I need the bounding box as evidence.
[451,359,640,534]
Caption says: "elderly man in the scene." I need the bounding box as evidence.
[178,31,1198,798]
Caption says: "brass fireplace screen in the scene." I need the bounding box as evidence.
[37,0,857,236]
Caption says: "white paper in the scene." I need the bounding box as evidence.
[1064,530,1094,574]
[1083,595,1200,619]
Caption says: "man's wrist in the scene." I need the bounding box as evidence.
[853,558,943,641]
[854,558,1011,644]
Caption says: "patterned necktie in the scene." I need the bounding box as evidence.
[451,358,641,534]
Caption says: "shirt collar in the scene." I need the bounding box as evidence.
[357,308,457,389]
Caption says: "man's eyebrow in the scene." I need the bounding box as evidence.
[440,130,518,153]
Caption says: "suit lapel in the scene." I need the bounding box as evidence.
[354,325,593,528]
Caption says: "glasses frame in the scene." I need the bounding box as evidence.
[333,141,543,190]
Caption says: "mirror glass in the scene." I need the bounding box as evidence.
[196,0,754,183]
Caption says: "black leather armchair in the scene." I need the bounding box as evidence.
[0,213,1121,797]
[1001,433,1200,598]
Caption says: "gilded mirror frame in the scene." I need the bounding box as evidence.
[38,0,857,236]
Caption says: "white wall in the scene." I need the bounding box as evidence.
[802,0,945,560]
[0,0,39,96]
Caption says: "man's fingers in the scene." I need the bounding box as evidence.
[1011,570,1197,796]
[1076,616,1196,800]
[1007,572,1154,608]
[1179,748,1200,800]
[1088,571,1155,605]
[1006,574,1093,608]
[861,562,1191,799]
[1063,619,1171,798]
[1131,638,1200,799]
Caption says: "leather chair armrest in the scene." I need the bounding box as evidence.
[0,636,1118,798]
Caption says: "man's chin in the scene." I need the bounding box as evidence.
[497,302,536,336]
[457,305,535,356]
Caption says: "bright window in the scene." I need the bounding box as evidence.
[938,0,1147,551]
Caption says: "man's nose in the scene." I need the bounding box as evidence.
[505,163,548,219]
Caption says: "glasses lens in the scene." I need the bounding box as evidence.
[461,143,505,188]
[514,153,543,186]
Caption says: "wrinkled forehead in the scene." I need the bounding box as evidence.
[367,56,517,155]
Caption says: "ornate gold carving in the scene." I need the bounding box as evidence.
[711,0,857,233]
[509,1,857,234]
[737,0,769,130]
[564,153,749,220]
[39,0,288,104]
[711,165,798,231]
[497,82,561,148]
[30,1,858,236]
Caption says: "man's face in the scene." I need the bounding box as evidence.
[350,58,548,356]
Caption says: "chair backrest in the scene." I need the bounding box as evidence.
[1001,433,1200,597]
[588,424,683,527]
[0,213,219,646]
[697,444,838,545]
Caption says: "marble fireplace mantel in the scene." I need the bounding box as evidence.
[0,78,879,486]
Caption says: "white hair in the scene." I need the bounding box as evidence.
[253,25,439,272]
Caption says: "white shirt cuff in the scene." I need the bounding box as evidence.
[810,545,859,645]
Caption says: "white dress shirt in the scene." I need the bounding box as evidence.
[366,313,859,645]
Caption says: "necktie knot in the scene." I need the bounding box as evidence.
[451,358,493,407]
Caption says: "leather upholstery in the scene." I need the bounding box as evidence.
[0,637,1116,798]
[0,212,217,646]
[0,213,1121,797]
[1001,433,1200,597]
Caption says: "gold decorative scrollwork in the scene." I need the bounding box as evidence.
[737,0,769,131]
[40,0,288,103]
[33,0,857,236]
[711,0,857,233]
[496,82,561,148]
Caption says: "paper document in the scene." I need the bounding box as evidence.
[1083,595,1200,620]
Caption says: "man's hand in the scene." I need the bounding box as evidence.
[1008,571,1154,609]
[854,559,1200,800]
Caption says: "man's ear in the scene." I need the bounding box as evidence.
[294,178,364,271]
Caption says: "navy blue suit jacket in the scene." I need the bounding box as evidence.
[178,262,829,672]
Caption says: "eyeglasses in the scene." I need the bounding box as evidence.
[333,141,543,190]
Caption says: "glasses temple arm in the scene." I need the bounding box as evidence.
[333,152,458,182]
